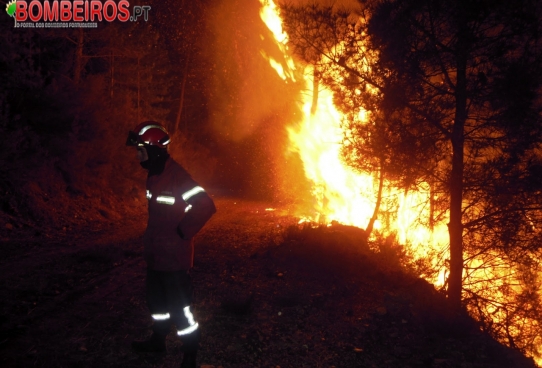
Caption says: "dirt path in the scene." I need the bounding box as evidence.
[0,198,537,368]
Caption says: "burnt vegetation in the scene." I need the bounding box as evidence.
[1,0,542,367]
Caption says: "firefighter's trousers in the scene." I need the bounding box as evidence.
[146,269,200,348]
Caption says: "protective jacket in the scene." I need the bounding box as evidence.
[143,157,216,271]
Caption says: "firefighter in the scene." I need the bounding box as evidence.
[126,121,216,368]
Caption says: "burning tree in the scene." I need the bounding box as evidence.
[279,0,542,360]
[277,4,423,240]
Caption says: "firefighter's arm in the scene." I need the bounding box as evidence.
[177,191,216,240]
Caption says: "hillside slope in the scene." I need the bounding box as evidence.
[0,198,537,367]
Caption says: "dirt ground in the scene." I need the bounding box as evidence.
[0,197,537,368]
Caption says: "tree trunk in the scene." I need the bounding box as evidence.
[174,54,191,134]
[366,160,384,237]
[448,108,465,311]
[73,29,84,87]
[137,56,140,123]
[447,5,468,311]
[72,29,84,137]
[429,184,435,231]
[311,67,319,115]
[110,49,114,99]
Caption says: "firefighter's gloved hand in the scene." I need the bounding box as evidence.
[177,225,185,239]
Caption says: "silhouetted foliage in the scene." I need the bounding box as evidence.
[0,2,217,229]
[281,0,542,361]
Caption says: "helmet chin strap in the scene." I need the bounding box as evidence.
[139,145,169,176]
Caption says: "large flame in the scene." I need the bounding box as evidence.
[258,0,541,363]
[258,0,448,277]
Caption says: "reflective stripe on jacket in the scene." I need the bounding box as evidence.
[143,158,216,271]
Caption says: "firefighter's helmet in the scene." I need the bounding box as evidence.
[126,121,170,148]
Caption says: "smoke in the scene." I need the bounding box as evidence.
[205,0,301,142]
[203,0,360,200]
[204,0,361,143]
[202,0,306,199]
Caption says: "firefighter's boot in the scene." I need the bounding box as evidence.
[180,349,197,368]
[131,332,167,353]
[132,319,169,353]
[179,329,200,368]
